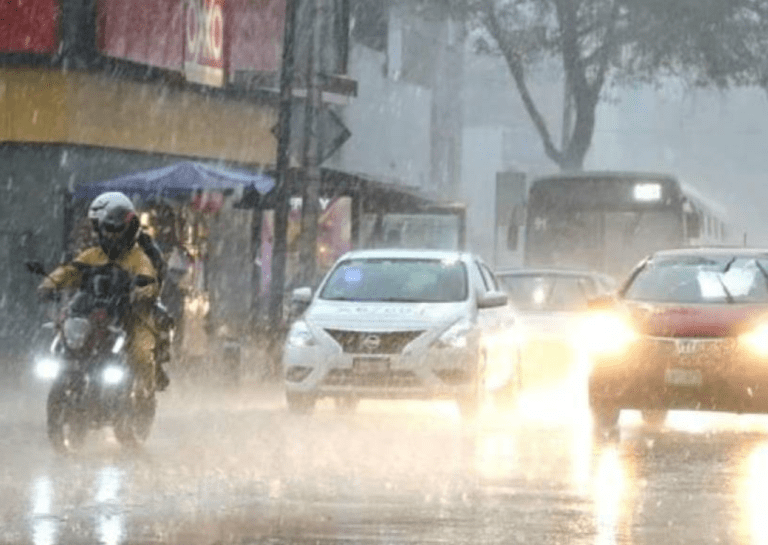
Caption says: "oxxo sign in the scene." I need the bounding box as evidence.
[184,0,225,87]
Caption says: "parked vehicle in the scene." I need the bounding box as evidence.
[496,268,615,390]
[584,248,768,432]
[282,249,517,417]
[28,261,157,453]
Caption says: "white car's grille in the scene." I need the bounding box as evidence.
[324,329,424,354]
[322,369,422,388]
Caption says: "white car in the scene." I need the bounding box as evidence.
[496,268,616,389]
[282,249,518,416]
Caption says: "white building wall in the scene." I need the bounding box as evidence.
[327,44,432,189]
[460,126,504,262]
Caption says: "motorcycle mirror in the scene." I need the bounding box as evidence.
[25,261,46,276]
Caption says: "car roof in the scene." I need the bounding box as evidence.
[650,247,768,259]
[335,248,474,262]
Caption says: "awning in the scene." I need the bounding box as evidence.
[71,161,275,202]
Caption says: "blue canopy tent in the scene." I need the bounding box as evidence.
[71,161,275,203]
[65,161,277,342]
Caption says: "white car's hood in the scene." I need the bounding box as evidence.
[305,299,469,332]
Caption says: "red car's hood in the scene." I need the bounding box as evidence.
[625,302,768,337]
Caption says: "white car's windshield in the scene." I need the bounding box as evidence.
[624,256,768,303]
[319,258,468,303]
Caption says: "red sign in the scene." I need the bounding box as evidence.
[184,0,225,86]
[96,0,285,86]
[228,0,285,74]
[0,0,60,54]
[97,0,183,70]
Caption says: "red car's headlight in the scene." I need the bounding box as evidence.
[740,323,768,357]
[577,311,638,356]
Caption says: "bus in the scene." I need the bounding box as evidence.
[522,171,731,278]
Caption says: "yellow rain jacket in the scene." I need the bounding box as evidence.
[38,244,159,390]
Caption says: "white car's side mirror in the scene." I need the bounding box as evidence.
[292,287,313,304]
[478,290,508,309]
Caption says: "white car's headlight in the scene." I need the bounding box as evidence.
[34,356,61,381]
[740,323,768,356]
[577,311,638,356]
[435,319,473,349]
[287,321,318,347]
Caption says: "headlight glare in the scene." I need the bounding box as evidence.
[102,365,127,385]
[34,356,61,380]
[740,323,768,357]
[577,311,637,356]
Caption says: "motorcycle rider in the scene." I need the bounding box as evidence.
[87,193,172,390]
[38,192,160,395]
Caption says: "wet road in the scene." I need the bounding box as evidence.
[3,373,768,545]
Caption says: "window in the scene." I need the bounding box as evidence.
[350,0,387,51]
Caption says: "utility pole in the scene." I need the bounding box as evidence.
[267,0,299,350]
[298,0,324,286]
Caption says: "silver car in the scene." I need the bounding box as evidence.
[282,249,517,416]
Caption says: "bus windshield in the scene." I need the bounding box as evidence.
[522,173,725,278]
[526,208,683,278]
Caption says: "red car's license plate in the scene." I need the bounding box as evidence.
[665,368,703,387]
[353,357,390,373]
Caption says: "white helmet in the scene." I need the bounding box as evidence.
[88,192,140,259]
[88,191,134,229]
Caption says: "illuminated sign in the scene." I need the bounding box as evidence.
[184,0,225,86]
[633,183,662,202]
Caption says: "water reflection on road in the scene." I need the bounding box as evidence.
[5,379,768,544]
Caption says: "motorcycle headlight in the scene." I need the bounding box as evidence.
[63,317,91,350]
[740,323,768,357]
[435,319,472,349]
[102,364,127,385]
[287,321,317,348]
[34,356,61,381]
[577,311,638,356]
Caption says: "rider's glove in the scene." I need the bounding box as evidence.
[37,286,59,303]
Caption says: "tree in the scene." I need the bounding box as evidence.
[421,0,768,171]
[622,0,768,89]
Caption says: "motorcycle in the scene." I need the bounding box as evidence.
[27,260,158,453]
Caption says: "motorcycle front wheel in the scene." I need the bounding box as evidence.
[47,381,87,454]
[114,390,156,449]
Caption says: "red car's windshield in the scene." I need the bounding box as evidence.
[624,255,768,304]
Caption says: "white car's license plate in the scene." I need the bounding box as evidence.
[665,368,703,387]
[353,357,390,374]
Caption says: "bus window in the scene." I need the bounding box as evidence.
[685,211,701,239]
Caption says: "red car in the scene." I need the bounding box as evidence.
[584,248,768,430]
